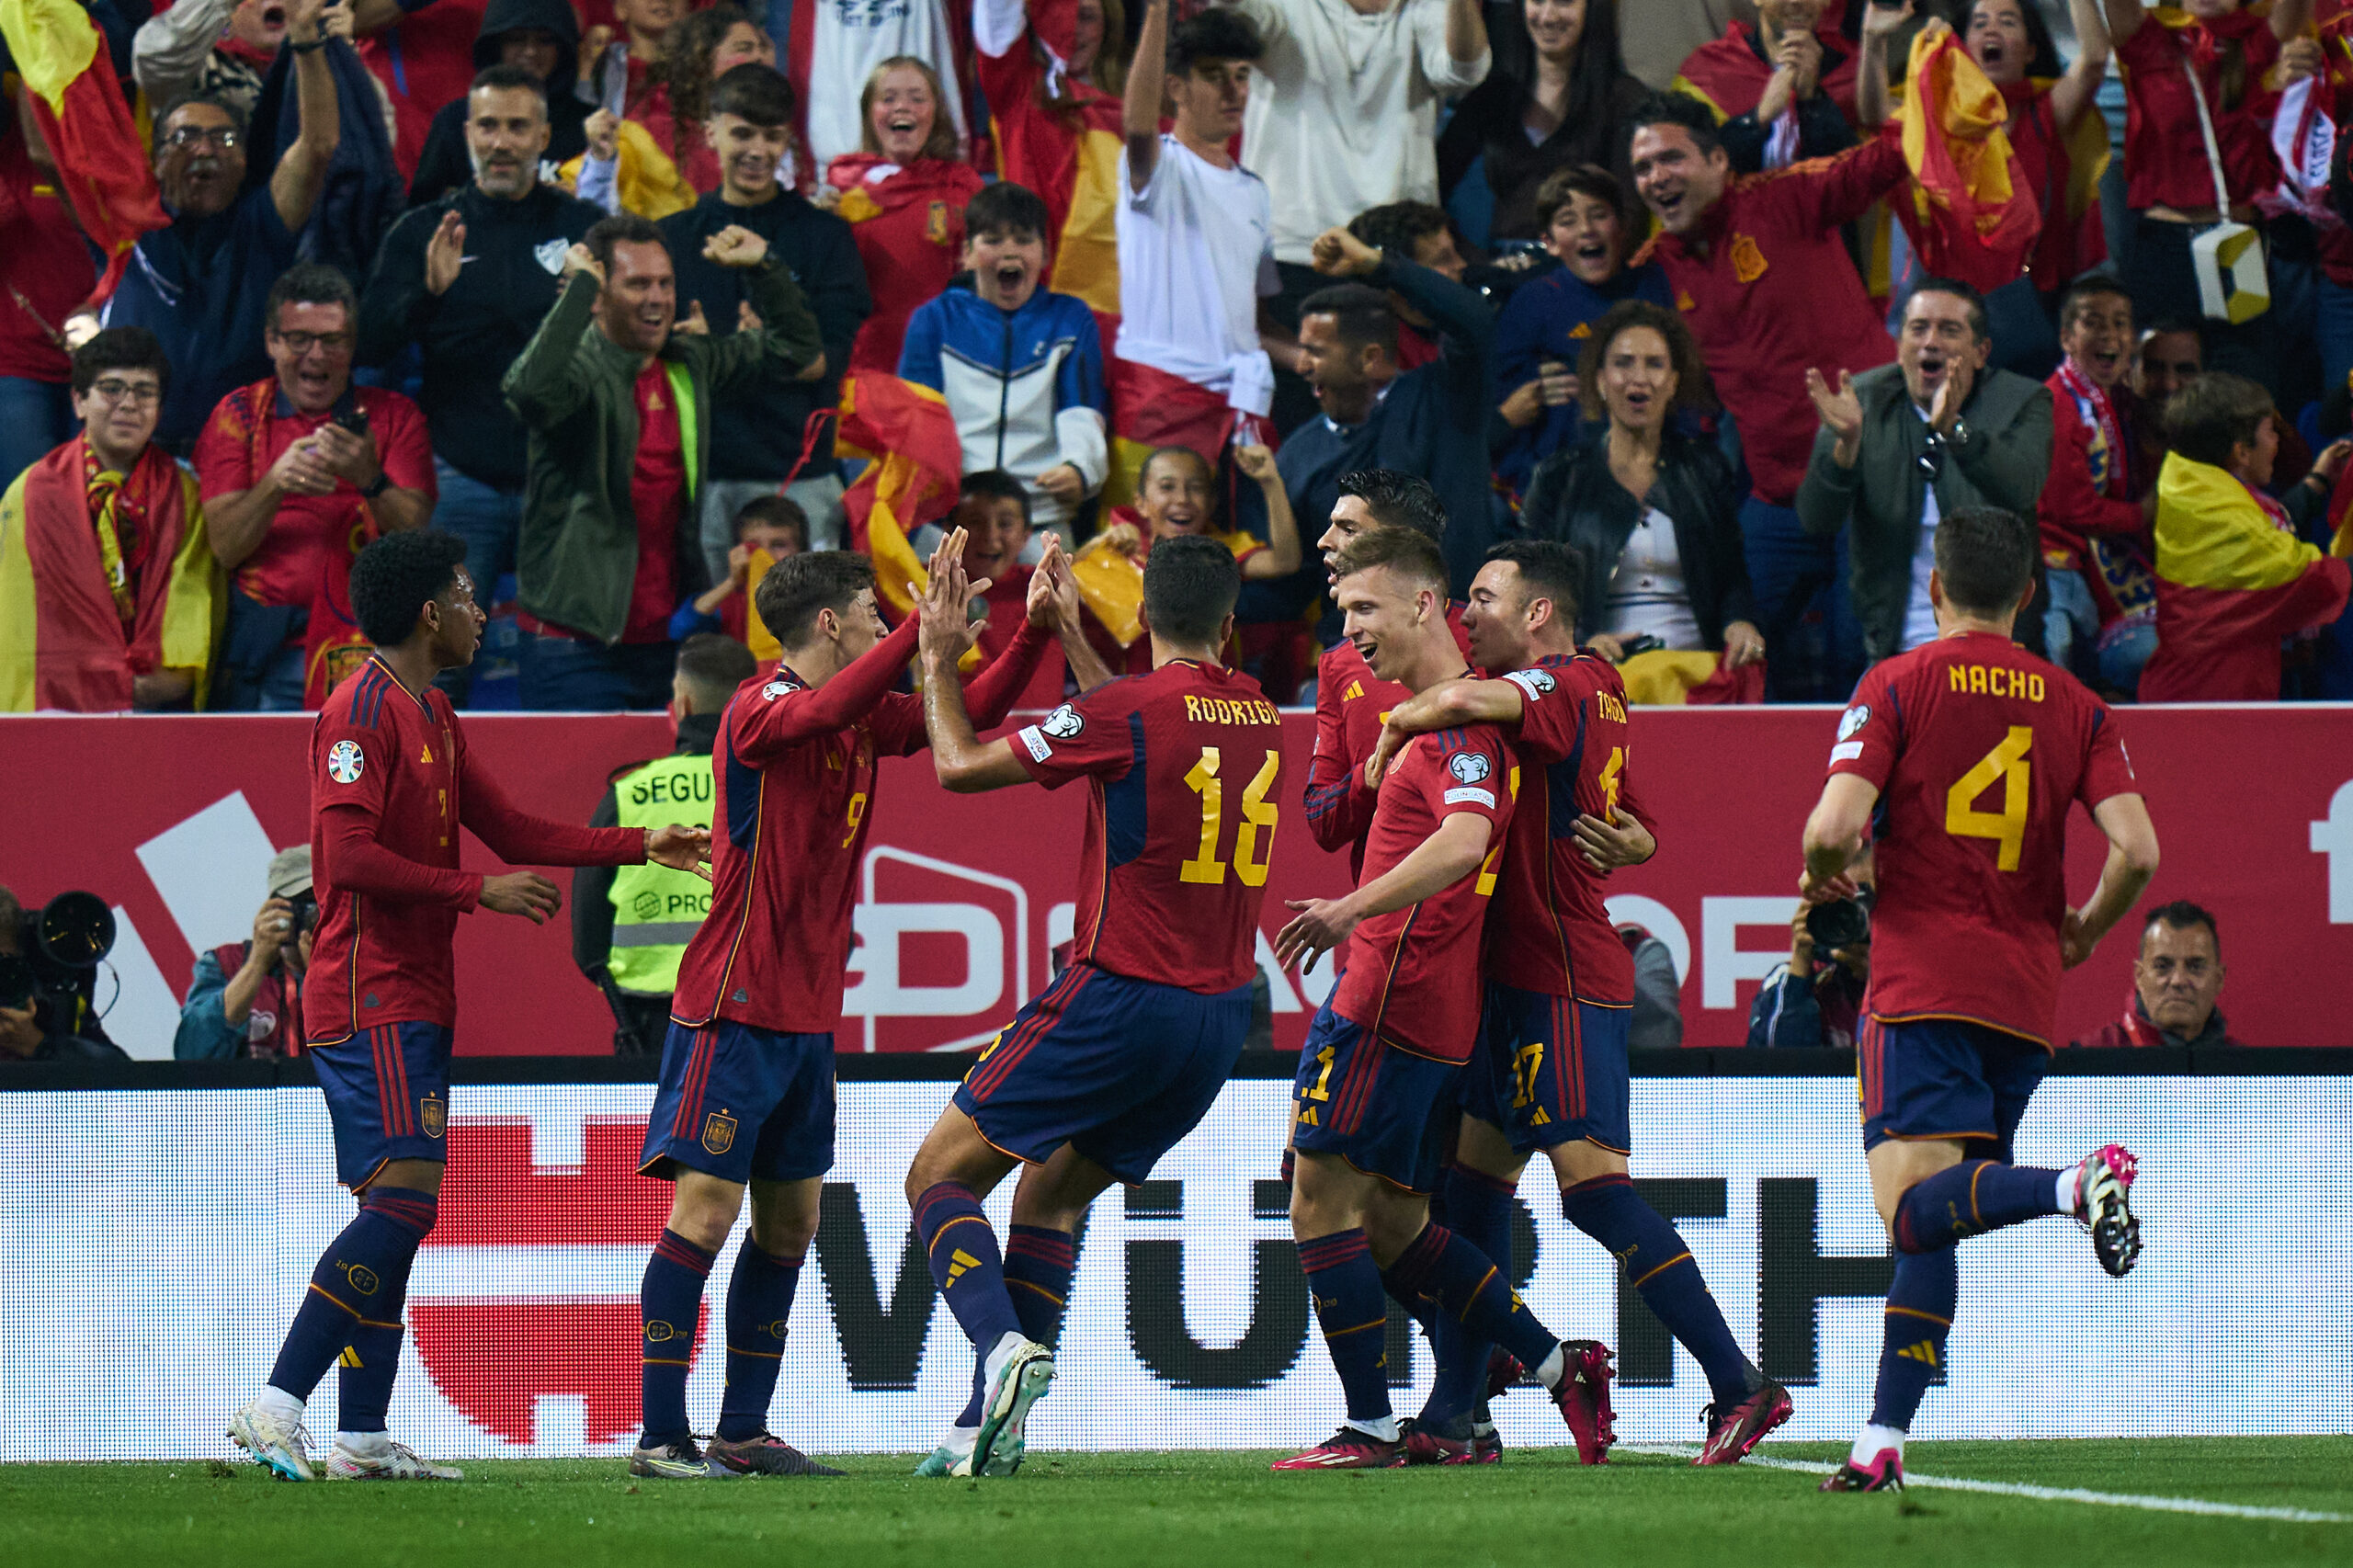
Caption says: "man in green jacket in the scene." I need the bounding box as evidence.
[504,212,823,709]
[1797,278,2054,669]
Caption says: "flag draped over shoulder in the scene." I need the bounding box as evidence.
[0,439,221,711]
[1895,28,2040,292]
[0,0,166,301]
[2138,452,2353,701]
[835,373,964,617]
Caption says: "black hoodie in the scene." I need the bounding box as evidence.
[407,0,592,208]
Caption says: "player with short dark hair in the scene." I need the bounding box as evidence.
[1802,505,2160,1493]
[1302,476,1463,878]
[1270,527,1613,1471]
[898,535,1283,1478]
[1371,538,1787,1466]
[228,528,710,1483]
[630,540,1059,1480]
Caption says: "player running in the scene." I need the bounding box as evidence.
[901,535,1284,1479]
[1272,528,1613,1471]
[1367,540,1789,1467]
[631,536,1081,1481]
[1801,506,2157,1494]
[1302,471,1460,875]
[228,530,710,1483]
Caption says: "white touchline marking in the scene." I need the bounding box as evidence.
[1621,1446,2349,1525]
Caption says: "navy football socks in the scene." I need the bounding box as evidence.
[958,1224,1079,1427]
[915,1182,1024,1358]
[640,1228,716,1448]
[1382,1222,1559,1383]
[1869,1246,1959,1431]
[329,1187,437,1433]
[714,1242,803,1442]
[268,1186,438,1409]
[1893,1161,2065,1253]
[1562,1173,1755,1410]
[1416,1164,1516,1426]
[1300,1229,1393,1428]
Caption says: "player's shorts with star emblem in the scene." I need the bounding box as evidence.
[952,962,1251,1184]
[640,1019,836,1184]
[308,1021,455,1187]
[1462,982,1634,1155]
[1859,1015,2049,1161]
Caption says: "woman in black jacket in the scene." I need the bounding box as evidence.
[1519,301,1766,667]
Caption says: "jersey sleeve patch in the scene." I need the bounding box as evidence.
[1502,667,1556,700]
[1442,785,1497,807]
[1837,703,1871,741]
[325,739,366,784]
[1830,740,1865,763]
[1040,702,1086,738]
[1018,724,1054,761]
[1446,750,1493,784]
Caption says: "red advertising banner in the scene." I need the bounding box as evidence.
[4,706,2347,1055]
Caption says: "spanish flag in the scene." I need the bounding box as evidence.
[0,0,167,300]
[835,372,965,616]
[0,439,222,711]
[556,119,698,221]
[1893,28,2040,294]
[2137,453,2353,701]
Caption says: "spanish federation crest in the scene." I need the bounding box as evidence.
[420,1095,447,1139]
[1448,750,1493,784]
[702,1110,737,1155]
[326,739,365,784]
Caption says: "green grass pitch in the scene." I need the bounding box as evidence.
[6,1439,2347,1568]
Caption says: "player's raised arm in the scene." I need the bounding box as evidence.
[1365,676,1522,788]
[1274,810,1495,971]
[1038,536,1119,693]
[917,547,1036,792]
[2062,793,2161,969]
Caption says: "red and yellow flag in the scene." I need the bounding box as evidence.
[0,0,167,301]
[1894,28,2040,293]
[835,373,966,616]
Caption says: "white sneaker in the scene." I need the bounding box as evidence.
[228,1398,315,1482]
[326,1436,463,1481]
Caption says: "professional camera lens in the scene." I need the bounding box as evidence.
[37,892,116,969]
[1805,897,1870,952]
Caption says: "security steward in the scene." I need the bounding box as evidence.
[574,633,756,1053]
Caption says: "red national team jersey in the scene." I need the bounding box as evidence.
[1331,723,1516,1064]
[672,619,1052,1034]
[307,656,642,1041]
[1014,659,1287,994]
[1484,654,1642,1005]
[1303,608,1472,877]
[1828,631,2140,1048]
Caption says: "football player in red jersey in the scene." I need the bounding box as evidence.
[1269,527,1613,1471]
[1369,540,1788,1468]
[1802,506,2159,1494]
[900,535,1288,1478]
[1302,470,1463,877]
[229,530,710,1484]
[630,533,1085,1480]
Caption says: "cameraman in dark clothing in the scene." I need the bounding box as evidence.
[176,847,315,1060]
[0,887,126,1063]
[1747,849,1873,1050]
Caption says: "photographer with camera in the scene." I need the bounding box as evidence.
[0,887,127,1063]
[1747,847,1873,1050]
[175,847,316,1060]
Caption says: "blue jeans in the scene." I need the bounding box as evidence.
[431,460,525,707]
[2097,619,2158,697]
[212,593,310,711]
[2317,278,2353,411]
[2043,567,2100,682]
[515,632,676,710]
[0,376,75,494]
[1740,496,1862,703]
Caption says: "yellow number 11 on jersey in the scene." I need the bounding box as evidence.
[1946,725,2032,870]
[1180,746,1280,886]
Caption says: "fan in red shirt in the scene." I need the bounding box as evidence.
[227,528,709,1487]
[1268,527,1612,1472]
[1369,539,1787,1468]
[1801,504,2159,1494]
[825,57,983,375]
[1302,470,1468,877]
[631,535,1054,1480]
[894,535,1284,1477]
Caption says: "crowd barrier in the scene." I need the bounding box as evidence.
[0,1051,2344,1460]
[4,705,2347,1054]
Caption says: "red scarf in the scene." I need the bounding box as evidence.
[2055,358,2128,498]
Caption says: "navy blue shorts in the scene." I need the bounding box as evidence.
[1462,983,1633,1155]
[309,1021,453,1189]
[1290,1005,1460,1193]
[641,1019,836,1185]
[1860,1015,2049,1161]
[954,964,1250,1186]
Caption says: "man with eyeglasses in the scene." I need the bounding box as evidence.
[197,263,436,710]
[87,0,344,453]
[1798,278,2054,668]
[0,328,223,712]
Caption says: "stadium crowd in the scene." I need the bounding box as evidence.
[6,0,2353,716]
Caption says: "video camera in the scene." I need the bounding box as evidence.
[0,892,118,1032]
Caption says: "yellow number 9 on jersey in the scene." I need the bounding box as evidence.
[1945,725,2033,870]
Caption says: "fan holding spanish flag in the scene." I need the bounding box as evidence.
[834,371,968,619]
[1890,17,2043,293]
[0,0,165,302]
